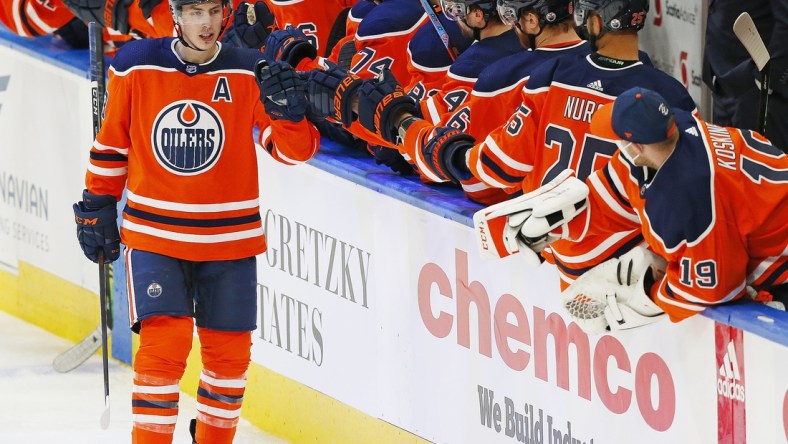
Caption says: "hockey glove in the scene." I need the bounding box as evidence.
[472,170,588,264]
[138,0,164,18]
[256,60,308,122]
[263,26,318,68]
[73,191,120,264]
[222,1,275,49]
[368,144,415,175]
[415,127,474,184]
[54,17,89,49]
[307,63,363,125]
[562,246,666,334]
[61,0,133,34]
[357,69,420,144]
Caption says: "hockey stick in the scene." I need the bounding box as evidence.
[51,255,113,372]
[733,12,771,134]
[89,21,111,430]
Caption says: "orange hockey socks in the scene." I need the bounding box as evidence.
[193,328,252,444]
[132,316,194,444]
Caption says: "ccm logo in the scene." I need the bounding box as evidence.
[75,216,99,225]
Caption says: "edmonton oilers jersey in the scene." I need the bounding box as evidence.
[575,110,788,321]
[467,53,696,288]
[85,38,319,261]
[350,0,427,81]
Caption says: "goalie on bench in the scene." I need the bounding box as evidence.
[558,87,788,332]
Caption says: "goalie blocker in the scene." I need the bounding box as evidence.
[473,170,589,265]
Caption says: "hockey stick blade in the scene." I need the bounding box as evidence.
[52,326,103,373]
[100,395,111,430]
[733,12,770,71]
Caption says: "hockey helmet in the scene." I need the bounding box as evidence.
[169,0,232,24]
[572,0,648,32]
[496,0,574,28]
[440,0,499,22]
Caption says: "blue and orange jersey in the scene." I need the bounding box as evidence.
[567,111,788,321]
[404,7,472,100]
[263,0,354,56]
[0,0,75,37]
[85,38,319,262]
[455,41,589,143]
[349,0,427,82]
[467,53,696,287]
[326,0,376,65]
[418,29,522,124]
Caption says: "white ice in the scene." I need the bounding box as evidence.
[0,310,289,444]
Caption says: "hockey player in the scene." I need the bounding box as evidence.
[557,87,788,331]
[261,0,356,57]
[71,0,319,442]
[348,0,429,82]
[0,0,88,48]
[414,0,698,289]
[308,0,520,175]
[390,0,587,203]
[403,1,472,101]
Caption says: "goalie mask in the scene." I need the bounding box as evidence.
[169,0,232,50]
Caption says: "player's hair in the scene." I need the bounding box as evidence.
[169,0,231,22]
[573,0,649,32]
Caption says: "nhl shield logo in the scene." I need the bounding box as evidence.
[147,282,163,298]
[151,100,225,175]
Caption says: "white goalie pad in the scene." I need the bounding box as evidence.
[472,170,588,264]
[562,246,666,334]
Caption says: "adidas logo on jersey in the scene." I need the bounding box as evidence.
[586,80,603,92]
[717,340,745,401]
[685,126,699,137]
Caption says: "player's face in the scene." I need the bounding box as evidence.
[179,1,224,50]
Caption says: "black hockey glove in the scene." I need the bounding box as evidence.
[263,26,318,68]
[221,1,275,49]
[368,144,415,175]
[256,60,309,122]
[357,69,419,145]
[307,63,363,126]
[61,0,133,34]
[54,17,89,49]
[419,127,475,184]
[138,0,164,18]
[73,191,120,264]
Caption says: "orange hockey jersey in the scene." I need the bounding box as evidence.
[0,0,74,37]
[466,54,697,287]
[85,38,319,262]
[263,0,353,57]
[567,112,788,321]
[349,0,427,82]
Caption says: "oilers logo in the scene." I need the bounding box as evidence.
[151,100,225,175]
[146,282,163,298]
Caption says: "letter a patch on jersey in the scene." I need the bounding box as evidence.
[212,77,232,102]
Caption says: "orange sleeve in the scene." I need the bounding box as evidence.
[256,97,320,164]
[85,67,132,200]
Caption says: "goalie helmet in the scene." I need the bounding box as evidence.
[496,0,574,28]
[572,0,649,32]
[440,0,499,22]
